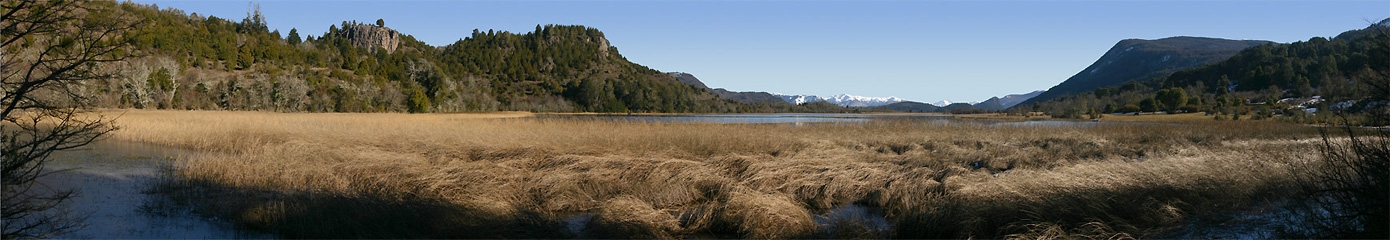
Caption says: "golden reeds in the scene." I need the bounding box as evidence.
[107,109,1323,238]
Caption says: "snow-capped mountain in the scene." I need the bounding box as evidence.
[773,93,906,107]
[932,100,954,107]
[823,94,906,107]
[931,99,982,107]
[776,94,824,105]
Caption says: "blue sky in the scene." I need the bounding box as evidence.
[138,0,1387,103]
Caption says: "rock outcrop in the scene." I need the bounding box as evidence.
[343,24,399,54]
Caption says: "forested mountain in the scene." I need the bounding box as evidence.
[81,1,750,113]
[666,72,709,90]
[1030,20,1390,121]
[1019,37,1272,107]
[867,101,939,112]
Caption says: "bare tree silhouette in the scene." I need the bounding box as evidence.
[2,0,137,238]
[1288,20,1390,239]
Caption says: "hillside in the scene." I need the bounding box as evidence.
[973,90,1044,111]
[665,72,787,104]
[666,72,709,90]
[78,1,748,113]
[867,101,939,112]
[1019,37,1272,107]
[1031,20,1389,120]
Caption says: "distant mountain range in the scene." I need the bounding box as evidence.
[870,101,939,112]
[973,90,1044,110]
[773,94,906,107]
[666,72,786,105]
[666,72,908,107]
[1017,36,1272,107]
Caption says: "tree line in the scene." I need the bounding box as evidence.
[93,1,754,113]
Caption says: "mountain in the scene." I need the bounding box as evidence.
[932,100,953,107]
[823,94,906,107]
[776,94,823,105]
[1017,37,1272,107]
[666,72,709,90]
[868,101,939,112]
[709,89,786,104]
[1031,19,1389,119]
[773,93,905,107]
[665,72,786,104]
[974,90,1044,110]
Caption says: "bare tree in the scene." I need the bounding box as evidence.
[1287,20,1390,239]
[2,0,137,238]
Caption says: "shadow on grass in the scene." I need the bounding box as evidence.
[893,183,1294,239]
[150,178,570,239]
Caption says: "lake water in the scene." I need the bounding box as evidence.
[32,141,270,239]
[538,113,954,124]
[534,113,1147,128]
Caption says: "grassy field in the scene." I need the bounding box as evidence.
[104,110,1325,238]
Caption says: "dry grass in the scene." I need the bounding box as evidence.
[1096,112,1219,123]
[104,110,1324,238]
[954,113,1052,121]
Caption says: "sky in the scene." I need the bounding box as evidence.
[137,0,1387,103]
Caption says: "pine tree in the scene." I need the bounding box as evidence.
[288,28,302,45]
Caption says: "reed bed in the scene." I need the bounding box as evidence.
[105,110,1322,238]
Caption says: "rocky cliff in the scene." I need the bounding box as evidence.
[344,24,399,54]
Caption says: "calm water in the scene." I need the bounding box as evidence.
[34,141,270,239]
[538,113,953,124]
[534,113,1149,128]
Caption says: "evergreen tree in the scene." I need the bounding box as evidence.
[288,28,301,45]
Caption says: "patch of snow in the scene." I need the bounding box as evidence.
[932,100,952,107]
[773,93,906,107]
[1333,101,1354,110]
[1162,55,1172,62]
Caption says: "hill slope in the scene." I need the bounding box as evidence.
[1031,20,1389,120]
[80,1,748,113]
[974,90,1044,111]
[1019,37,1271,107]
[665,72,786,104]
[867,101,939,112]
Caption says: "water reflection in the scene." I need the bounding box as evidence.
[36,141,269,239]
[538,113,951,124]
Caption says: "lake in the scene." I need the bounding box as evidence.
[33,141,270,239]
[537,113,954,124]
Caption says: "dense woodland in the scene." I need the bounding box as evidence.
[89,1,769,113]
[1029,22,1390,123]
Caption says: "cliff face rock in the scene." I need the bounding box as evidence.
[344,24,399,54]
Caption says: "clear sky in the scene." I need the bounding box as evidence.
[137,0,1387,103]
